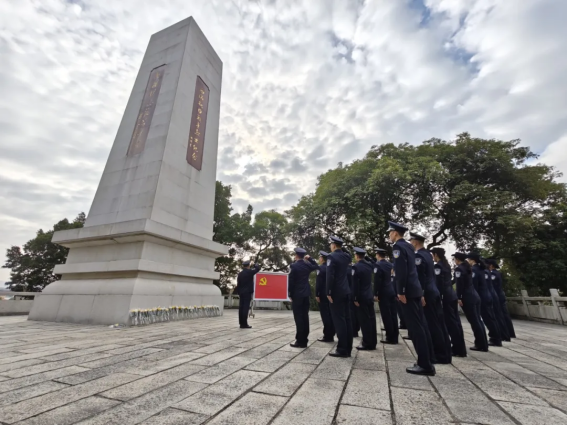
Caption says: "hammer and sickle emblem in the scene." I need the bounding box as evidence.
[259,277,268,286]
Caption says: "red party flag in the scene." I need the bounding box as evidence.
[254,272,289,301]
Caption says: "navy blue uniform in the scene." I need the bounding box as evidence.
[491,269,516,338]
[485,269,510,341]
[434,262,466,357]
[456,263,488,351]
[316,263,335,340]
[416,248,452,364]
[347,264,360,337]
[374,259,398,343]
[393,239,432,370]
[289,257,319,345]
[353,260,377,349]
[236,265,260,327]
[472,264,502,345]
[326,249,353,355]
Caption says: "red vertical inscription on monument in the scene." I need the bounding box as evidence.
[187,77,210,170]
[127,65,166,156]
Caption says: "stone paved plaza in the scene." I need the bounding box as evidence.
[1,310,567,425]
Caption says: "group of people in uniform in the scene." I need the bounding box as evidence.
[234,220,516,376]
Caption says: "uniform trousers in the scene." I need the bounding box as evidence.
[501,301,516,338]
[480,301,502,344]
[397,300,407,328]
[318,300,335,340]
[462,300,488,351]
[239,293,252,327]
[351,301,360,336]
[424,294,452,364]
[329,294,354,355]
[443,299,467,357]
[378,295,399,343]
[356,300,377,349]
[491,296,510,341]
[292,296,310,345]
[402,297,433,370]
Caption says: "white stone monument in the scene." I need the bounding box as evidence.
[29,17,228,325]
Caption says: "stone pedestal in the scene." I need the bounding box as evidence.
[29,17,227,325]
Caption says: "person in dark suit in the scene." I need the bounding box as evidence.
[453,252,488,352]
[431,248,467,357]
[352,247,377,350]
[373,248,399,344]
[235,260,260,329]
[410,233,452,365]
[388,221,435,376]
[467,253,502,347]
[487,259,516,338]
[347,262,360,338]
[288,247,319,348]
[326,235,354,357]
[316,250,335,342]
[482,258,510,342]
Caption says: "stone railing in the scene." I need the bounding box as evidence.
[507,289,566,325]
[0,292,37,316]
[223,294,287,310]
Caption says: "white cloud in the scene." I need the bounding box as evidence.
[1,0,567,282]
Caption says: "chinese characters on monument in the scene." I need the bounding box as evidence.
[187,77,210,170]
[127,65,166,156]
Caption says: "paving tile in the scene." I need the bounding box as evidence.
[485,361,567,391]
[528,387,567,412]
[140,408,209,425]
[208,391,288,424]
[0,358,46,374]
[391,387,453,425]
[354,349,386,371]
[189,347,249,366]
[244,350,297,373]
[173,370,269,416]
[0,348,74,365]
[0,366,89,393]
[254,362,316,396]
[311,354,354,381]
[80,380,208,424]
[2,352,114,378]
[21,396,120,425]
[125,351,205,375]
[101,363,206,401]
[336,405,392,425]
[497,401,567,425]
[341,369,390,411]
[78,347,163,369]
[292,347,332,365]
[185,356,256,384]
[386,360,433,391]
[272,378,345,425]
[0,380,69,406]
[38,344,125,361]
[0,373,141,424]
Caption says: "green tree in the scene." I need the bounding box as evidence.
[251,210,292,271]
[3,213,86,292]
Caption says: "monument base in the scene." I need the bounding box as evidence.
[28,276,224,325]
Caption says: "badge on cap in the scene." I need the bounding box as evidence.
[415,258,422,266]
[491,275,496,280]
[393,250,400,258]
[327,259,331,266]
[455,271,461,278]
[374,268,377,273]
[435,268,441,275]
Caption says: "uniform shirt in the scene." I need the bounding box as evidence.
[434,262,457,303]
[490,270,506,304]
[392,238,423,298]
[472,264,492,303]
[455,263,480,303]
[236,265,261,295]
[288,257,319,299]
[415,248,440,298]
[374,259,395,298]
[326,249,352,297]
[352,260,374,303]
[315,263,327,300]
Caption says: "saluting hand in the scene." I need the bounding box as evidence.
[421,297,426,307]
[458,299,463,307]
[398,295,407,304]
[316,297,320,303]
[327,295,333,303]
[354,301,360,307]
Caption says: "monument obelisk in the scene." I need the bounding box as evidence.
[29,17,228,325]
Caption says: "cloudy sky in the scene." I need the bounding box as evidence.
[1,0,567,283]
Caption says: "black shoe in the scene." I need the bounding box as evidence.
[402,336,411,340]
[329,351,351,358]
[406,365,435,376]
[469,346,488,352]
[452,352,467,357]
[290,342,307,348]
[356,345,374,351]
[240,325,252,329]
[317,337,334,342]
[489,341,502,347]
[380,340,398,345]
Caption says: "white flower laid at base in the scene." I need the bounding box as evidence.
[128,305,221,326]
